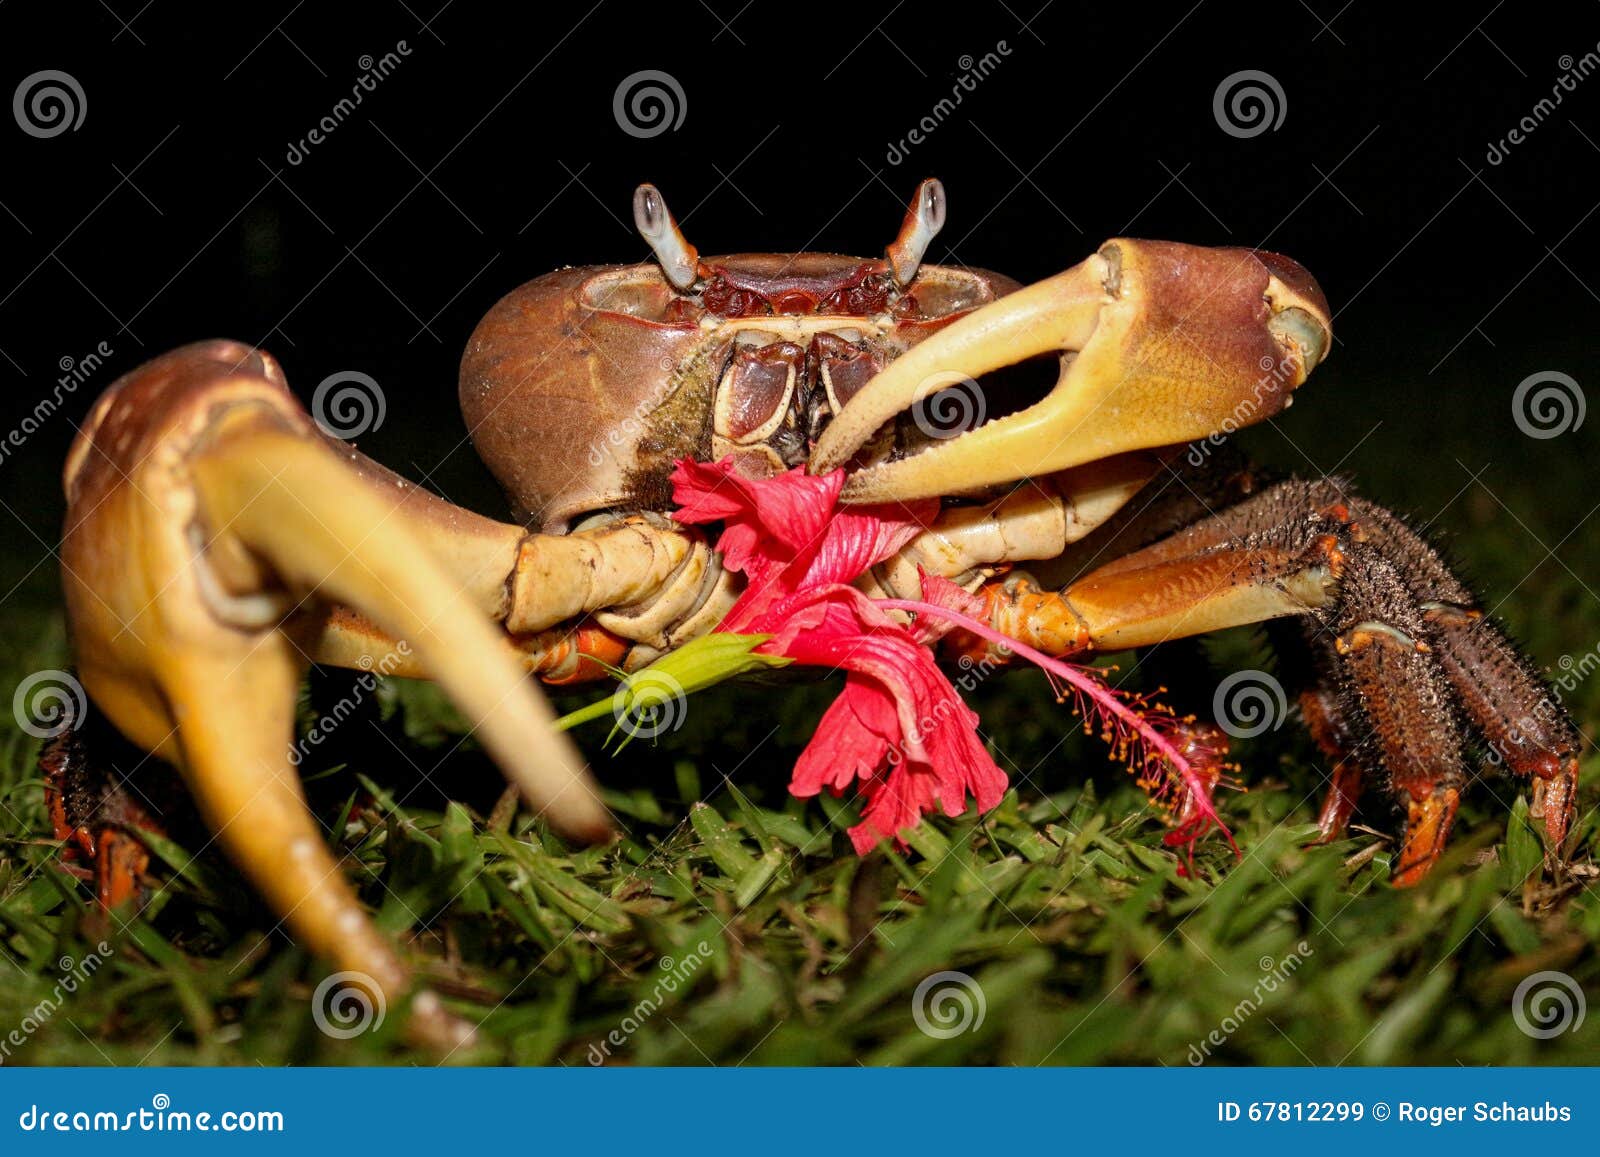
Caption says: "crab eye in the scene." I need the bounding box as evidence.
[886,178,947,286]
[632,183,702,291]
[634,184,665,234]
[921,180,946,233]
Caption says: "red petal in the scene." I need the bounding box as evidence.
[670,458,841,568]
[669,457,1010,856]
[671,457,937,631]
[774,585,1009,850]
[799,501,939,590]
[791,677,897,799]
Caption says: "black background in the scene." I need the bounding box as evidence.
[1,0,1596,547]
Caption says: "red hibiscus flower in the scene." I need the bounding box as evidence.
[670,457,1230,860]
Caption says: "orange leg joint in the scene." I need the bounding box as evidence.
[943,575,1092,667]
[525,622,631,686]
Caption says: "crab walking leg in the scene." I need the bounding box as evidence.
[942,531,1345,665]
[1324,543,1471,885]
[969,477,1579,883]
[864,452,1338,673]
[1268,624,1368,843]
[941,530,1466,883]
[1155,478,1582,861]
[1335,503,1583,854]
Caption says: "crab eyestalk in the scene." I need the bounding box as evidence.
[811,239,1332,504]
[60,340,612,1046]
[634,183,705,291]
[885,178,947,286]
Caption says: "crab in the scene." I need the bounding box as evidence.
[47,180,1581,1045]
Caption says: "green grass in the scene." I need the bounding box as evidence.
[2,384,1597,1067]
[0,602,1596,1065]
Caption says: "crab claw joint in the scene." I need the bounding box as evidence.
[811,239,1332,504]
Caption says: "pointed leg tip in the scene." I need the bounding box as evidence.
[1530,755,1581,862]
[1389,858,1435,888]
[1391,786,1460,887]
[1309,762,1364,847]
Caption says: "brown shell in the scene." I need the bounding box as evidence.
[460,259,1018,532]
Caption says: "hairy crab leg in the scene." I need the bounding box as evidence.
[1228,483,1580,868]
[1328,543,1469,885]
[1292,674,1368,843]
[952,545,1466,882]
[930,509,1344,667]
[1011,476,1579,884]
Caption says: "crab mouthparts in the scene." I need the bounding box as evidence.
[810,239,1331,505]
